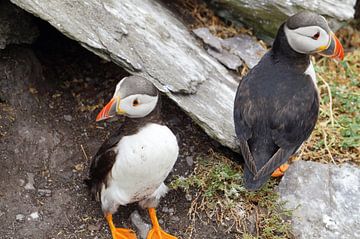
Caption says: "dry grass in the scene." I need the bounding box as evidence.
[171,151,294,239]
[298,33,360,166]
[170,0,251,38]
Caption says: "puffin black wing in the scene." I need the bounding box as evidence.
[86,130,124,199]
[255,82,319,179]
[234,52,319,190]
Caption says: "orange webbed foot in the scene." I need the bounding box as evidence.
[105,213,137,239]
[147,228,177,239]
[271,163,289,177]
[146,208,177,239]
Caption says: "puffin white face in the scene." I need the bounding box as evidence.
[283,11,344,60]
[117,93,158,118]
[96,76,159,121]
[284,25,330,54]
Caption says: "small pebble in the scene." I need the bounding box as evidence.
[130,210,150,239]
[168,208,174,215]
[29,212,39,220]
[185,156,194,167]
[64,115,72,122]
[185,193,192,201]
[24,173,35,190]
[170,216,180,222]
[16,214,25,222]
[37,189,52,197]
[88,223,101,231]
[19,179,25,187]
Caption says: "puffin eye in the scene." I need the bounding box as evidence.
[311,32,320,40]
[133,99,140,107]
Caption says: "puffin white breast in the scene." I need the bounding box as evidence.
[100,123,178,212]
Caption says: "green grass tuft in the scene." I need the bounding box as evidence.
[171,151,294,238]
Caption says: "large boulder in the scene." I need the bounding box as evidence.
[279,160,360,239]
[9,0,265,151]
[205,0,356,39]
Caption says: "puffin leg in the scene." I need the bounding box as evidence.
[271,163,289,177]
[105,213,137,239]
[146,208,177,239]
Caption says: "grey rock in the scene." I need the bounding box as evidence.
[15,214,25,222]
[170,215,180,222]
[130,210,151,239]
[207,48,243,70]
[24,172,35,190]
[18,179,25,187]
[185,156,194,167]
[222,35,266,69]
[10,0,243,151]
[0,1,38,49]
[28,211,40,220]
[279,160,360,239]
[193,28,223,51]
[88,223,102,231]
[206,0,355,38]
[185,193,192,201]
[63,115,72,122]
[168,208,175,215]
[37,189,52,197]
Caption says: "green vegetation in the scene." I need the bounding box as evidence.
[171,152,294,238]
[302,47,360,165]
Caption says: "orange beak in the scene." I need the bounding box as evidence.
[96,97,118,122]
[318,32,344,61]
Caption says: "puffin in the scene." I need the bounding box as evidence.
[233,11,344,190]
[87,76,178,239]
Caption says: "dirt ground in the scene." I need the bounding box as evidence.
[0,18,242,239]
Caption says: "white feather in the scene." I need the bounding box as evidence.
[304,61,317,86]
[119,94,158,118]
[284,25,330,54]
[100,123,178,213]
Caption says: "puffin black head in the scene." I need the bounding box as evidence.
[96,76,159,121]
[284,11,344,60]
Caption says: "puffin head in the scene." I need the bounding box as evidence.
[283,11,344,60]
[96,76,159,121]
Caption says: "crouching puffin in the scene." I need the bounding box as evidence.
[87,76,178,239]
[233,11,344,190]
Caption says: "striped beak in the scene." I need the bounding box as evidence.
[96,97,121,122]
[318,32,344,61]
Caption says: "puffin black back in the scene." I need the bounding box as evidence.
[233,11,343,191]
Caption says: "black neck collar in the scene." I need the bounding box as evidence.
[271,23,310,70]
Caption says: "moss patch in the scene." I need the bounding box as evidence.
[171,151,294,238]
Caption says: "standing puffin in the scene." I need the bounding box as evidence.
[87,76,178,239]
[234,11,344,190]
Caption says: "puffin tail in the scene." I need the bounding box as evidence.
[243,165,271,191]
[243,147,294,191]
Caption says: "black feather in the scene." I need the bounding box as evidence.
[233,24,319,190]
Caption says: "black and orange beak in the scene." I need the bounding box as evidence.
[318,32,344,61]
[96,97,124,122]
